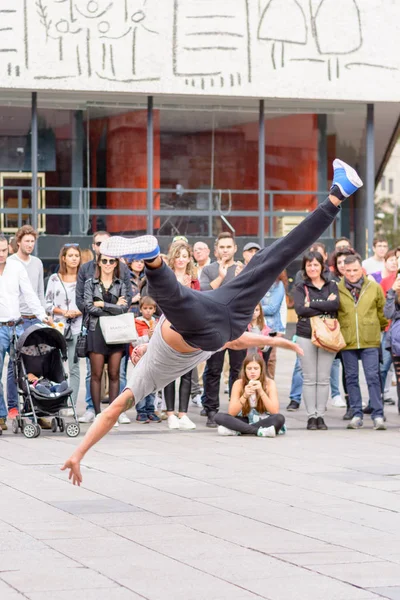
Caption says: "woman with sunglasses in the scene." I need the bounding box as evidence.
[83,254,129,421]
[45,243,82,409]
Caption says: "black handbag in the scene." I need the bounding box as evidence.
[75,323,87,359]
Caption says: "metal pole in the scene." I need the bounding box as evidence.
[317,114,327,204]
[147,96,154,235]
[366,104,375,258]
[31,92,38,235]
[258,99,265,245]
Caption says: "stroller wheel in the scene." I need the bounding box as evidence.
[34,424,41,438]
[66,422,80,438]
[58,418,65,433]
[51,418,58,433]
[12,419,19,434]
[23,423,37,439]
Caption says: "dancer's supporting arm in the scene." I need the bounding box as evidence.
[61,389,135,486]
[224,332,304,355]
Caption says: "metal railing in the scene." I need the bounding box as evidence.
[0,186,339,240]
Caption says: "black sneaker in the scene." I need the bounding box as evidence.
[206,411,218,428]
[363,405,373,415]
[200,408,207,417]
[307,417,317,430]
[316,416,328,430]
[342,409,353,420]
[286,400,300,411]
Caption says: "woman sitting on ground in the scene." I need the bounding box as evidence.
[214,354,285,437]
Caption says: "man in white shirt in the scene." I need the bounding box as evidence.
[7,225,46,418]
[0,234,47,430]
[362,236,389,275]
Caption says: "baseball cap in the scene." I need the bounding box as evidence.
[243,242,261,252]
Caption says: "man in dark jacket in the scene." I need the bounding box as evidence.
[199,232,246,427]
[76,230,133,423]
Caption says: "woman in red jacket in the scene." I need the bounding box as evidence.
[164,242,199,430]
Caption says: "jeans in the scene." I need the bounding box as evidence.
[120,352,128,393]
[330,357,341,398]
[6,317,40,410]
[0,324,24,417]
[202,348,246,414]
[146,197,340,352]
[297,337,335,418]
[136,393,155,416]
[84,357,94,411]
[342,348,383,420]
[380,331,392,391]
[289,356,303,403]
[66,334,80,406]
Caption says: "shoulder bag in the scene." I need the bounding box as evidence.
[99,312,138,345]
[304,286,346,353]
[58,275,73,341]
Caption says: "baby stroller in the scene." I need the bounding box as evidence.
[10,324,80,439]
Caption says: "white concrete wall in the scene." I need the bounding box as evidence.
[1,0,399,101]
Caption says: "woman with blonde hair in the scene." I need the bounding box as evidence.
[163,241,200,430]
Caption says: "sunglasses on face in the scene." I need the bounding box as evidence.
[94,241,103,247]
[101,258,117,265]
[64,243,79,248]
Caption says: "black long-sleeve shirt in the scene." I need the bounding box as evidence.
[294,279,340,339]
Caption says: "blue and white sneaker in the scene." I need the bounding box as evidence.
[331,159,363,198]
[99,235,160,261]
[257,425,276,438]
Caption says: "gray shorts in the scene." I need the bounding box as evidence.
[126,317,212,403]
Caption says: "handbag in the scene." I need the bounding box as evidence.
[58,275,74,342]
[75,326,87,358]
[304,286,346,353]
[99,312,138,345]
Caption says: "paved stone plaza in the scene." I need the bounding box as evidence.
[1,348,400,600]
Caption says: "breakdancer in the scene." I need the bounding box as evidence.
[62,159,362,485]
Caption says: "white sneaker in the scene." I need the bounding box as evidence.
[113,420,119,428]
[191,394,203,407]
[331,394,346,408]
[60,408,74,417]
[218,425,239,436]
[99,235,159,260]
[347,416,363,429]
[373,417,387,430]
[167,414,179,429]
[118,412,131,424]
[257,426,276,438]
[178,415,196,430]
[78,409,95,423]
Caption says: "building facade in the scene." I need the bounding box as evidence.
[0,0,399,262]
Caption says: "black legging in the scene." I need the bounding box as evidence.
[214,412,285,435]
[164,369,193,413]
[89,351,123,415]
[146,198,340,351]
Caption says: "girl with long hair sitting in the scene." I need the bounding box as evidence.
[214,354,285,437]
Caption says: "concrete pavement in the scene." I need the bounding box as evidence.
[1,349,400,600]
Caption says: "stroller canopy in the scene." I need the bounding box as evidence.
[16,324,68,360]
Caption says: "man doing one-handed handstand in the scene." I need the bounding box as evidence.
[62,159,362,485]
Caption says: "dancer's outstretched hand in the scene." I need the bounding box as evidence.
[61,455,82,486]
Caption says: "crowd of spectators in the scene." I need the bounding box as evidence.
[0,226,399,438]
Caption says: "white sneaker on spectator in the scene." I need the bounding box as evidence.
[167,414,179,429]
[331,395,346,408]
[78,409,95,423]
[118,412,131,424]
[218,425,239,436]
[191,394,203,407]
[113,420,119,428]
[178,415,196,430]
[257,426,276,438]
[373,417,387,430]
